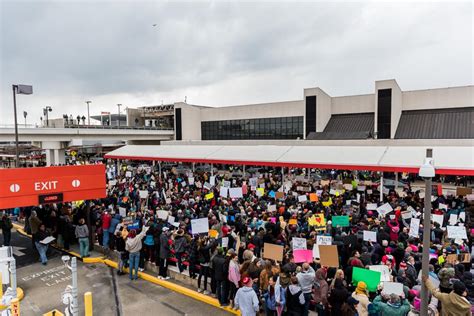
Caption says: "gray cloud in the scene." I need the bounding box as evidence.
[1,0,472,125]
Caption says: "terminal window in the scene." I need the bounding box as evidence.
[201,116,303,140]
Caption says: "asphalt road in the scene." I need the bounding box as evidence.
[7,230,230,316]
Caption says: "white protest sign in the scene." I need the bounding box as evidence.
[168,215,179,227]
[316,235,332,245]
[439,203,448,211]
[367,189,373,194]
[223,181,231,188]
[268,204,276,212]
[157,210,168,220]
[367,203,378,211]
[448,214,458,225]
[191,218,209,234]
[363,230,377,242]
[377,203,393,216]
[313,244,321,258]
[292,237,307,250]
[150,181,156,188]
[229,187,243,199]
[466,194,474,201]
[220,187,229,198]
[221,237,229,248]
[119,207,127,217]
[139,190,149,199]
[316,190,323,197]
[204,182,212,190]
[383,282,404,296]
[369,265,391,282]
[401,211,412,220]
[447,225,467,239]
[357,186,366,192]
[298,195,307,202]
[125,171,132,178]
[409,218,420,237]
[210,176,216,186]
[40,236,56,244]
[329,189,336,195]
[188,177,195,185]
[249,177,257,187]
[108,180,117,186]
[459,212,465,222]
[432,214,444,226]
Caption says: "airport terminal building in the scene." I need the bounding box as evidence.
[165,79,473,142]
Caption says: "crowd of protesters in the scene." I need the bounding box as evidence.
[9,162,474,316]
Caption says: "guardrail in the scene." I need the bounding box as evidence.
[0,124,174,131]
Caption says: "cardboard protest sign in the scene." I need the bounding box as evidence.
[318,245,339,267]
[332,216,349,227]
[446,254,458,265]
[221,237,229,248]
[293,249,313,263]
[139,190,149,199]
[119,207,127,217]
[377,203,393,216]
[275,191,285,199]
[168,215,179,227]
[447,225,467,239]
[205,192,214,200]
[292,237,307,250]
[432,214,444,226]
[313,235,332,258]
[219,187,228,198]
[409,218,420,237]
[157,210,168,220]
[366,203,378,210]
[191,218,209,234]
[456,187,472,196]
[320,180,330,186]
[383,282,404,296]
[263,243,284,262]
[363,230,377,242]
[369,265,391,282]
[309,193,318,202]
[298,195,307,203]
[448,214,458,225]
[353,267,381,292]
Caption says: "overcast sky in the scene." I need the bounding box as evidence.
[1,0,472,125]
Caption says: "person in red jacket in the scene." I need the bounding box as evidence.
[101,210,112,249]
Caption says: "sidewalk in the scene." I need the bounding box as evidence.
[12,223,239,315]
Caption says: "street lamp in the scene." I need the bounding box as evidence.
[86,101,92,125]
[419,148,435,316]
[12,84,33,168]
[43,106,52,127]
[117,104,122,127]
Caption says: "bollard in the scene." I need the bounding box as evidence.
[11,297,20,316]
[84,292,93,316]
[0,271,3,298]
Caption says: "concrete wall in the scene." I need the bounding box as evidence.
[314,88,332,132]
[174,103,202,141]
[374,80,403,139]
[402,85,474,110]
[331,94,374,114]
[199,100,304,121]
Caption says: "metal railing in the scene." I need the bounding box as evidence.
[64,125,174,131]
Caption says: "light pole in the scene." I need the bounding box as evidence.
[12,84,33,168]
[419,148,435,316]
[43,106,52,127]
[117,104,122,127]
[23,111,28,127]
[86,101,92,126]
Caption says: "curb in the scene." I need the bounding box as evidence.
[13,223,239,315]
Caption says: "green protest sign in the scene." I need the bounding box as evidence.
[352,267,381,292]
[332,215,350,227]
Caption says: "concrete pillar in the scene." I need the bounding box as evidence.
[45,149,54,166]
[42,141,65,166]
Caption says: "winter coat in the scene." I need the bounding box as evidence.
[235,286,259,316]
[352,292,370,316]
[125,228,148,253]
[75,224,89,239]
[313,268,329,306]
[174,236,187,254]
[212,254,227,281]
[228,260,241,287]
[159,233,170,259]
[108,214,121,233]
[286,284,305,316]
[296,265,315,294]
[264,285,286,311]
[373,295,411,316]
[425,278,471,316]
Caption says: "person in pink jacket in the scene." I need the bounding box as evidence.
[228,253,241,308]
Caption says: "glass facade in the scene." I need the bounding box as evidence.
[201,116,304,140]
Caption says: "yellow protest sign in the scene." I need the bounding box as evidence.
[205,192,214,200]
[208,229,219,238]
[289,219,297,225]
[322,198,333,207]
[256,188,265,197]
[309,213,326,230]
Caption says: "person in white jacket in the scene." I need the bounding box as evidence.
[235,276,259,316]
[125,225,149,280]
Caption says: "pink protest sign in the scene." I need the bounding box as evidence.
[293,249,313,263]
[269,217,277,224]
